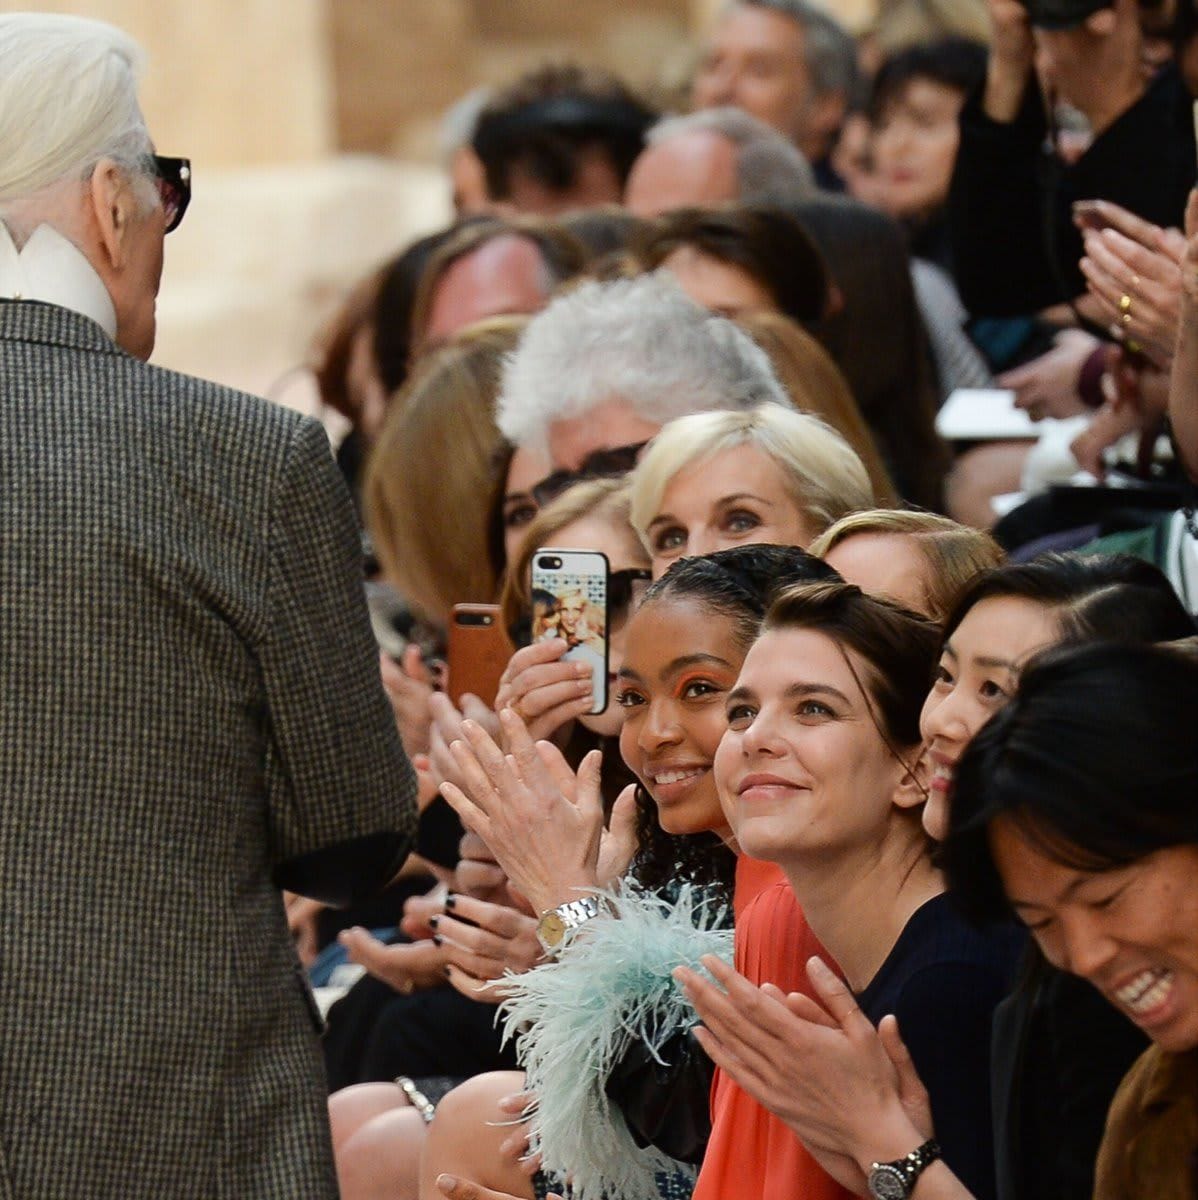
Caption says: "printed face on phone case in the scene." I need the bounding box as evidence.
[558,590,586,642]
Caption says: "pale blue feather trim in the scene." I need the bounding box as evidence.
[498,883,733,1200]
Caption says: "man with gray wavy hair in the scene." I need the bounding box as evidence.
[691,0,858,189]
[0,15,415,1199]
[497,272,790,471]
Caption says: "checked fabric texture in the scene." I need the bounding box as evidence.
[0,301,417,1199]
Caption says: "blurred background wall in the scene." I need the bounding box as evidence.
[0,0,874,407]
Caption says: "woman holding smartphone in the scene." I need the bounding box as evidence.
[429,546,842,1200]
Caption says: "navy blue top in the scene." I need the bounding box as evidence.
[858,894,1025,1200]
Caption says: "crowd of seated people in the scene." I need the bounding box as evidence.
[282,2,1198,1198]
[11,4,1198,1198]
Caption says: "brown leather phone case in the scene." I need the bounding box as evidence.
[447,604,514,708]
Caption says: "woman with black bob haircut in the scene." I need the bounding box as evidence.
[942,640,1198,1200]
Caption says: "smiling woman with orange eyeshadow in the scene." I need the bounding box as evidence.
[424,547,839,1200]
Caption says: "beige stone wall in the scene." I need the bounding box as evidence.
[1,0,879,167]
[0,0,336,167]
[0,1,699,167]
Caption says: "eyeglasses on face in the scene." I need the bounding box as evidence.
[530,441,649,508]
[149,155,191,234]
[609,568,652,620]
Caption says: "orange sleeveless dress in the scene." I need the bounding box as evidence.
[691,859,856,1200]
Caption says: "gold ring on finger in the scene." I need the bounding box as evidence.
[1119,293,1133,315]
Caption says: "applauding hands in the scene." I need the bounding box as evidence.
[675,954,949,1195]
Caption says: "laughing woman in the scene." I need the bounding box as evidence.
[943,641,1198,1200]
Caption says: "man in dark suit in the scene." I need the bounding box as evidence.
[0,14,416,1198]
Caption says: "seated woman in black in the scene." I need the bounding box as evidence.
[701,581,1023,1199]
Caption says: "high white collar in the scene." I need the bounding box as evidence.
[0,222,118,340]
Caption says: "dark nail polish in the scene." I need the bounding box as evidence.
[445,893,457,910]
[443,965,452,978]
[432,934,443,947]
[428,916,439,929]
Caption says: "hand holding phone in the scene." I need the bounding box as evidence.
[493,639,596,742]
[530,549,609,715]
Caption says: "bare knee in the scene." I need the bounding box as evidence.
[420,1072,533,1200]
[339,1106,428,1200]
[329,1081,408,1154]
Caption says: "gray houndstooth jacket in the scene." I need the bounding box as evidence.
[0,301,417,1199]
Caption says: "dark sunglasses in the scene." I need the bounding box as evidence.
[150,155,191,234]
[531,441,649,508]
[609,568,652,620]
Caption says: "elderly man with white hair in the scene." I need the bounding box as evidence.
[0,14,415,1200]
[498,271,791,480]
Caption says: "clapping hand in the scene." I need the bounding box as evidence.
[338,928,448,996]
[439,709,604,916]
[674,954,934,1192]
[380,646,435,758]
[432,893,543,1004]
[1077,199,1184,370]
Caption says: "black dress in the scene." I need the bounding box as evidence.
[991,951,1149,1200]
[857,894,1025,1200]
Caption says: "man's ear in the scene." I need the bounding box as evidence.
[88,158,135,271]
[892,747,930,813]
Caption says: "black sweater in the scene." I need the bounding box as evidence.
[948,64,1195,317]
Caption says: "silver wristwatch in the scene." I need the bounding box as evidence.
[867,1139,941,1199]
[535,895,604,954]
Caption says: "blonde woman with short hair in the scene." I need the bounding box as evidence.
[629,403,874,577]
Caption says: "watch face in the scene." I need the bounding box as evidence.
[867,1165,909,1200]
[537,912,566,949]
